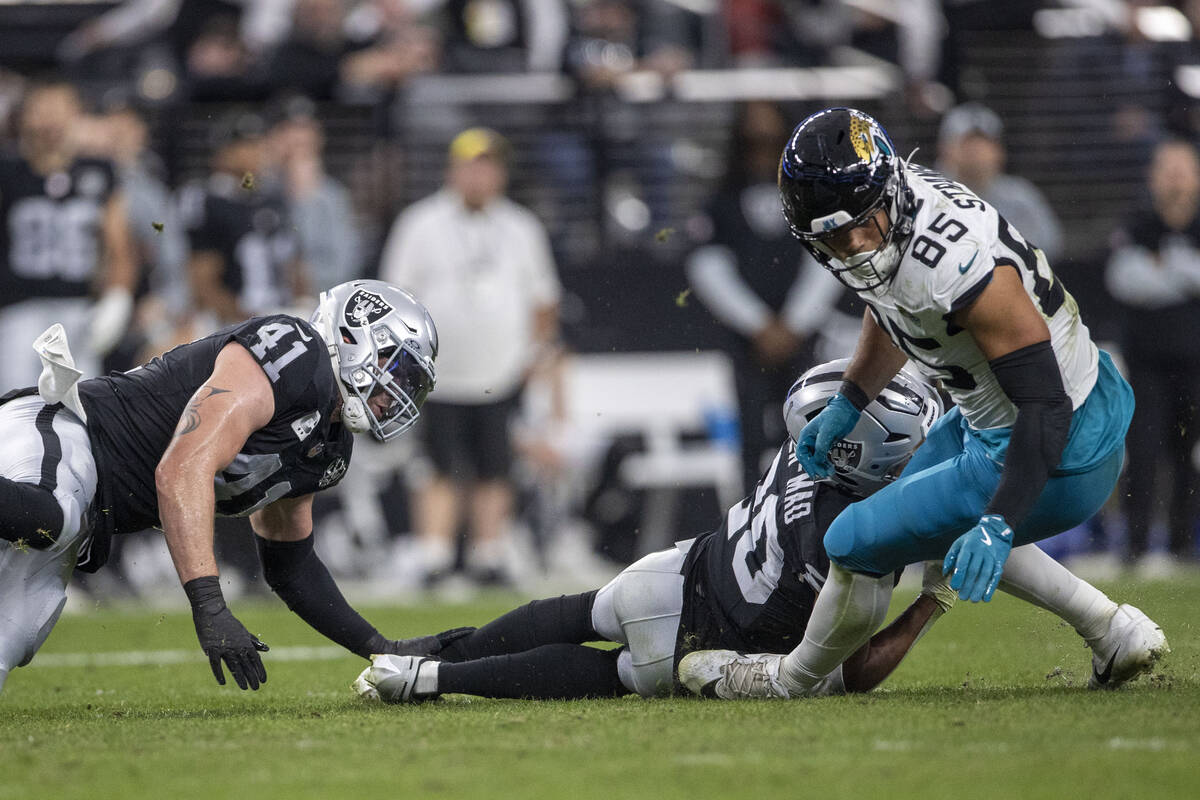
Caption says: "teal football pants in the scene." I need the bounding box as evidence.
[822,406,1124,576]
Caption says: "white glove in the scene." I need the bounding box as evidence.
[88,286,134,357]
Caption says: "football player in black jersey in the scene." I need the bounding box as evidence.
[0,279,467,693]
[354,361,957,702]
[0,80,137,390]
[177,111,308,330]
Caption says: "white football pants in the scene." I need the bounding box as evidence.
[590,541,690,697]
[0,396,97,692]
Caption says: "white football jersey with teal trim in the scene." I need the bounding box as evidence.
[860,163,1097,430]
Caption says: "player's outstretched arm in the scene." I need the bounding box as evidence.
[841,564,956,692]
[678,564,955,700]
[842,307,911,399]
[156,343,277,690]
[251,494,472,660]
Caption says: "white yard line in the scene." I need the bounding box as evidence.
[34,645,348,669]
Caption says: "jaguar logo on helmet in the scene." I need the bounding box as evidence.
[343,290,393,328]
[849,110,894,166]
[849,113,876,162]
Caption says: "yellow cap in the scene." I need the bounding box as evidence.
[448,127,508,163]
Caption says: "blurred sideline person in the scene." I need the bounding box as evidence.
[177,110,310,335]
[85,99,191,366]
[0,81,137,389]
[380,127,562,587]
[356,362,1160,702]
[1105,138,1200,575]
[0,279,467,693]
[936,102,1063,263]
[687,100,861,493]
[682,108,1167,700]
[269,98,362,292]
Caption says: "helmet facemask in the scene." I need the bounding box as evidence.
[343,334,433,442]
[801,171,912,291]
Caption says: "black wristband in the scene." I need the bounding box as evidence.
[838,380,871,412]
[183,576,225,610]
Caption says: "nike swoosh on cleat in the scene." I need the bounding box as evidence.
[1094,647,1120,685]
[701,679,721,699]
[958,252,978,274]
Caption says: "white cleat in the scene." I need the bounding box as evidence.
[1087,604,1169,690]
[352,654,440,703]
[678,650,791,699]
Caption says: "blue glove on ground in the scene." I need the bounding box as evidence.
[942,514,1014,603]
[794,393,862,479]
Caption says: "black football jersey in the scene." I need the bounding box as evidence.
[0,155,117,306]
[76,314,352,570]
[675,442,853,660]
[178,175,299,313]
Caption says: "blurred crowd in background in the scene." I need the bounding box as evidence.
[0,0,1198,603]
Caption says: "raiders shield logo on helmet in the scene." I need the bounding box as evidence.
[343,290,393,328]
[830,440,862,471]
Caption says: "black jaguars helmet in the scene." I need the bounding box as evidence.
[778,108,914,290]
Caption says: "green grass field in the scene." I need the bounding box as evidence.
[2,577,1197,800]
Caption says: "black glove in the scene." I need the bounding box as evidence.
[184,576,269,690]
[359,627,477,659]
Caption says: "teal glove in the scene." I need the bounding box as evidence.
[942,514,1014,603]
[794,393,862,479]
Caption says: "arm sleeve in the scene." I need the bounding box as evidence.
[256,534,382,658]
[984,340,1074,526]
[685,244,772,337]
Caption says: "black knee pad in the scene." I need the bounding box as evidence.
[0,478,64,549]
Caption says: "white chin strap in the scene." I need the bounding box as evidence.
[339,393,371,435]
[315,295,373,436]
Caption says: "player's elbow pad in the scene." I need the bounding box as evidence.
[256,534,315,593]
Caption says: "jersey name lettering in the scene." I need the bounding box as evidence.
[782,472,815,524]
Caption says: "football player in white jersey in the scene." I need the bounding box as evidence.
[679,108,1167,699]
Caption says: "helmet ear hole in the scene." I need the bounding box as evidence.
[339,326,357,345]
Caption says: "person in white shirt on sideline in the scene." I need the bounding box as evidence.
[380,127,562,587]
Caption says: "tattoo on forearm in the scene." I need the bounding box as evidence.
[175,386,230,436]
